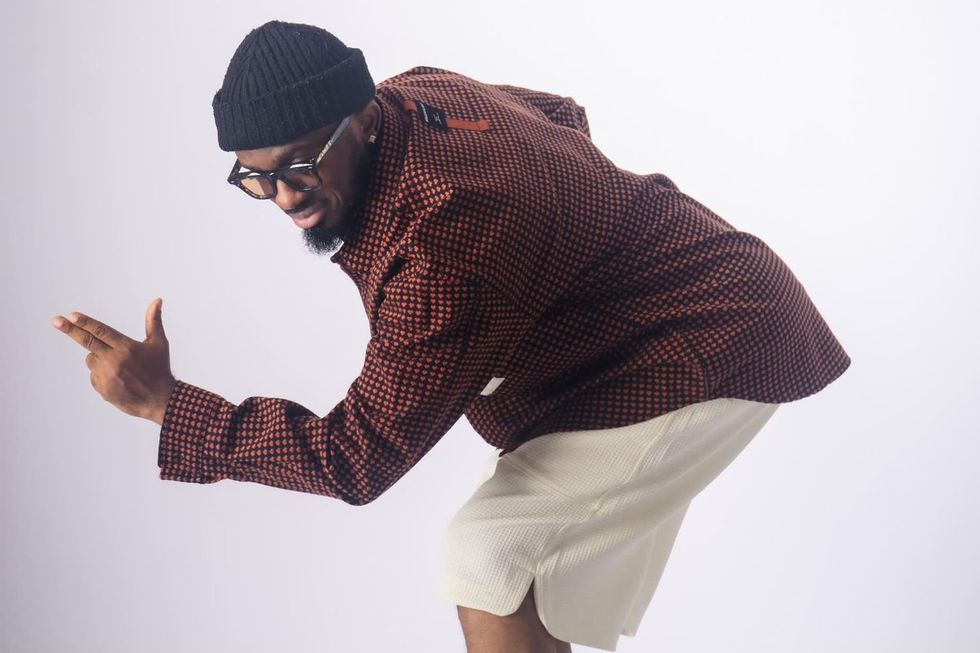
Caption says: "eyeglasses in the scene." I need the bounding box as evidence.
[226,114,353,199]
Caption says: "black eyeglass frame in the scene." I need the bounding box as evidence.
[226,114,353,199]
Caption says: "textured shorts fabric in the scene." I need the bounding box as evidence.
[438,397,781,651]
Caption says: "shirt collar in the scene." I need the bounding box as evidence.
[329,92,410,280]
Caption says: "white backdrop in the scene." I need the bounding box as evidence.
[4,0,978,651]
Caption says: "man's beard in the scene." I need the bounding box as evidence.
[301,214,347,255]
[301,152,373,256]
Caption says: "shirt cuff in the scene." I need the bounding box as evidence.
[157,379,225,484]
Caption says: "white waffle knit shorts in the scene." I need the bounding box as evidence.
[438,397,781,651]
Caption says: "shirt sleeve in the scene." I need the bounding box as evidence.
[157,264,529,505]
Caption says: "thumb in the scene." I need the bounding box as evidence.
[145,297,167,342]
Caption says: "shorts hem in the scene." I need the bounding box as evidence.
[439,573,626,652]
[437,573,532,617]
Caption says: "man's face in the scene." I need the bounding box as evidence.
[233,99,381,256]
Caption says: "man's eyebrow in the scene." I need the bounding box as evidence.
[240,145,316,172]
[238,121,341,171]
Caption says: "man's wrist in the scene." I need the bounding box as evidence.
[147,378,178,426]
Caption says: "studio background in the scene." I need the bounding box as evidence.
[3,1,977,651]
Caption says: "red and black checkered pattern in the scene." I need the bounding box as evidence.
[158,66,851,504]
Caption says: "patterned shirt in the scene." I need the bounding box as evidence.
[158,66,851,504]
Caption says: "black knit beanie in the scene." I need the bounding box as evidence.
[212,20,376,151]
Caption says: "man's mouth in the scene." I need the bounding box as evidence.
[291,202,326,229]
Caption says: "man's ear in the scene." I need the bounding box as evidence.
[357,97,379,123]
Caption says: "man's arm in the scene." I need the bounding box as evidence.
[157,264,529,505]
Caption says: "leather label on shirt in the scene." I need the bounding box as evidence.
[402,99,491,131]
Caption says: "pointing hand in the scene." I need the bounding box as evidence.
[52,298,177,425]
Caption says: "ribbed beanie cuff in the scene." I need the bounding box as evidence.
[212,20,376,151]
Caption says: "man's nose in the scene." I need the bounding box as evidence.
[272,179,308,212]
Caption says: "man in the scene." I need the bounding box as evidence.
[52,20,850,653]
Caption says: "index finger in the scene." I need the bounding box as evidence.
[53,312,125,353]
